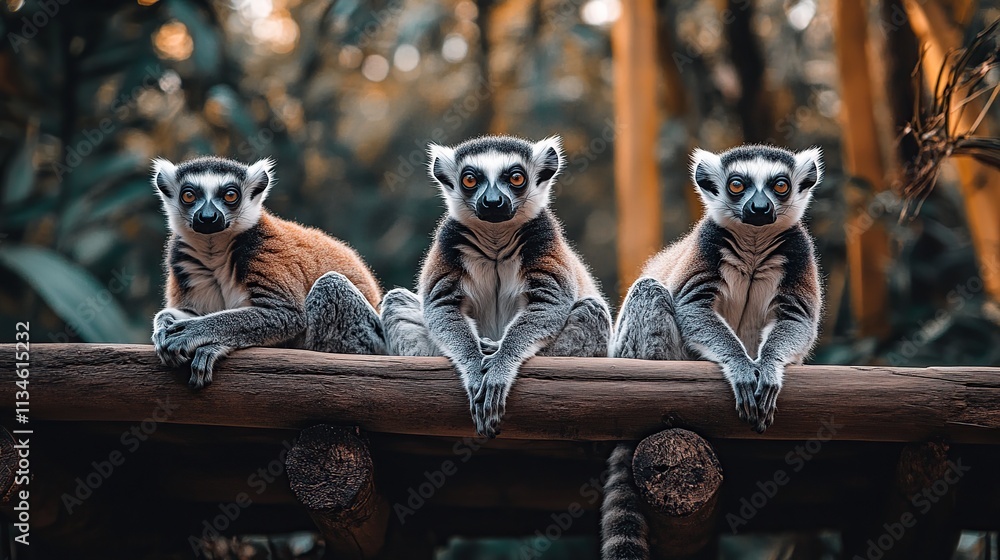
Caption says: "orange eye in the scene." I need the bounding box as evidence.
[223,188,240,204]
[509,172,525,187]
[462,173,477,189]
[773,179,790,195]
[728,179,745,195]
[180,189,196,204]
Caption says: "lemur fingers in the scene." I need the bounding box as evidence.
[753,362,783,433]
[189,343,231,389]
[724,362,761,428]
[472,354,516,438]
[153,308,197,368]
[540,297,611,358]
[303,272,386,355]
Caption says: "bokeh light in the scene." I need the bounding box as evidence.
[153,21,194,61]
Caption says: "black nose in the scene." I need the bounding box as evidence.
[193,208,225,234]
[482,193,503,208]
[742,191,776,226]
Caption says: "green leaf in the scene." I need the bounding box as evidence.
[3,122,37,205]
[0,245,140,343]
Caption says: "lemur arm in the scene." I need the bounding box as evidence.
[672,269,761,424]
[491,266,574,366]
[162,292,306,351]
[756,288,820,367]
[423,272,486,384]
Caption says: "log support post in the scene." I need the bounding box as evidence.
[843,441,961,559]
[286,425,390,559]
[632,429,723,559]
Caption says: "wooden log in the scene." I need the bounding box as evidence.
[612,0,662,298]
[285,425,389,559]
[6,344,1000,443]
[844,441,961,559]
[0,426,18,505]
[633,429,722,558]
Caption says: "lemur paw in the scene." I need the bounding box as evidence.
[188,343,231,389]
[153,310,190,367]
[753,364,783,433]
[727,363,761,428]
[472,355,515,438]
[160,319,211,369]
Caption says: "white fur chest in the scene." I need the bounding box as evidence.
[175,237,250,315]
[459,251,527,341]
[715,239,786,358]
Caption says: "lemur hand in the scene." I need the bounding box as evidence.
[753,359,784,433]
[472,352,517,438]
[722,356,761,429]
[153,309,193,368]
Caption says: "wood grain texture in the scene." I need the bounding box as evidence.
[6,344,1000,443]
[635,429,722,557]
[286,425,389,559]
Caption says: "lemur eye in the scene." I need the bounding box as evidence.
[773,179,790,195]
[223,187,240,204]
[509,172,525,187]
[462,173,478,189]
[180,189,197,204]
[728,179,745,195]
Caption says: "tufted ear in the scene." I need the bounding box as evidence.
[244,158,275,201]
[793,147,824,191]
[690,148,725,196]
[531,135,564,185]
[427,143,458,190]
[151,158,179,200]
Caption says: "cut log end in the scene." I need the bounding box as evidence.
[285,425,389,559]
[633,428,723,517]
[633,428,723,558]
[0,426,17,503]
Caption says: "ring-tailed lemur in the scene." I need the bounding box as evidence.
[151,156,384,388]
[601,145,824,559]
[381,135,612,438]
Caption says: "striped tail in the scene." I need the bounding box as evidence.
[600,444,649,560]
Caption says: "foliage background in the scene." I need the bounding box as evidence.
[0,0,998,556]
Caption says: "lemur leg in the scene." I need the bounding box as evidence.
[380,288,441,357]
[152,307,199,368]
[301,272,386,355]
[601,444,650,560]
[539,297,612,358]
[611,277,688,360]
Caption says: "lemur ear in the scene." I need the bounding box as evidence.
[690,148,724,195]
[428,143,458,190]
[793,147,824,191]
[246,158,275,200]
[151,158,178,199]
[532,135,564,185]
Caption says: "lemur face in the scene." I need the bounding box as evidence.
[152,156,274,236]
[428,135,564,225]
[691,145,823,230]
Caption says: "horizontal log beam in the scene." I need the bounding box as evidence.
[6,344,1000,443]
